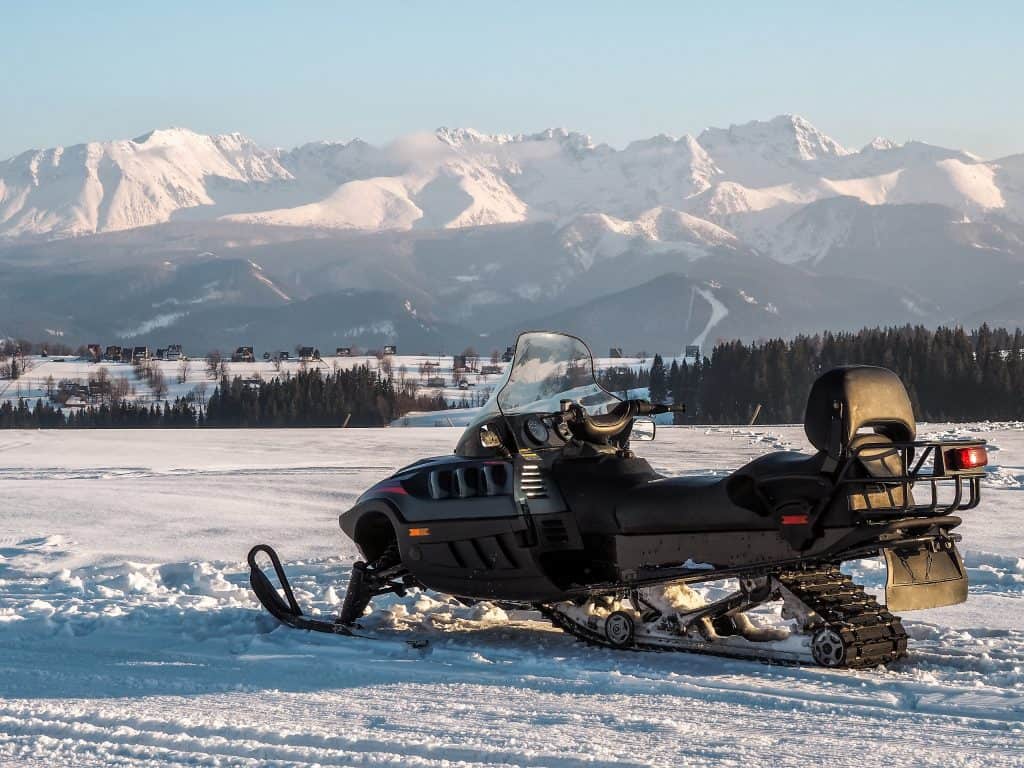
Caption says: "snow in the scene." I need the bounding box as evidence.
[1,353,668,412]
[5,115,1023,264]
[688,287,729,349]
[1,424,1020,765]
[0,354,513,410]
[559,208,737,268]
[0,128,293,238]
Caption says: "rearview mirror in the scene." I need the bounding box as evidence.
[630,417,656,442]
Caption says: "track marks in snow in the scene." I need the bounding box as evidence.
[0,465,394,482]
[1,551,1023,766]
[1,426,1022,766]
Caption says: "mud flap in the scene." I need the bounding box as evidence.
[884,544,968,611]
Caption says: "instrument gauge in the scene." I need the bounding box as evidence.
[524,417,550,444]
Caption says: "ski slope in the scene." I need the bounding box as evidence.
[0,425,1021,766]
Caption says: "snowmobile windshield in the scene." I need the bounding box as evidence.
[459,332,621,452]
[496,332,621,417]
[464,331,616,418]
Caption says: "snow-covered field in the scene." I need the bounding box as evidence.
[0,425,1021,766]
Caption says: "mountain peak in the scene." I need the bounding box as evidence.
[435,127,514,147]
[698,114,850,161]
[435,126,595,152]
[863,136,898,152]
[131,126,205,145]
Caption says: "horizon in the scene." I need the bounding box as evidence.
[3,2,1022,161]
[0,112,1013,163]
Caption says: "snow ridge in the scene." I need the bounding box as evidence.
[3,115,1023,268]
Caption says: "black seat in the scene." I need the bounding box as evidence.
[613,450,832,535]
[597,366,918,537]
[614,474,776,534]
[614,366,918,535]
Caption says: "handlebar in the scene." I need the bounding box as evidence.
[561,398,685,443]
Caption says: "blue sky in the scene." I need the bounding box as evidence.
[2,2,1020,159]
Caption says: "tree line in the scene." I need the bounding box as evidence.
[650,324,1024,423]
[0,366,445,428]
[4,325,1024,427]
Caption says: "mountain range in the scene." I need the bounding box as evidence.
[2,114,1022,354]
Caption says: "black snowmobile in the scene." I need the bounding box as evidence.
[250,331,988,668]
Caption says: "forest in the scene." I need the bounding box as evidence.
[653,324,1024,424]
[2,324,1023,427]
[0,366,445,428]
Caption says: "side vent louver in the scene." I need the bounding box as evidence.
[429,463,510,500]
[520,462,548,500]
[539,518,569,545]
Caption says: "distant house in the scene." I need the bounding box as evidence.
[231,346,255,363]
[684,345,700,360]
[336,347,352,357]
[103,345,123,362]
[277,351,290,360]
[86,344,102,362]
[452,354,469,373]
[155,348,167,360]
[609,347,624,358]
[426,376,446,387]
[501,346,514,363]
[383,345,397,355]
[165,344,183,361]
[297,346,319,361]
[480,364,502,375]
[131,346,150,363]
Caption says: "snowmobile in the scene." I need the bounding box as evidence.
[249,331,989,668]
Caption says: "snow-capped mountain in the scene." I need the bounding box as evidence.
[3,115,1022,243]
[0,128,292,238]
[3,115,1024,352]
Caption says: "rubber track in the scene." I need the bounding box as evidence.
[777,565,907,669]
[540,564,908,669]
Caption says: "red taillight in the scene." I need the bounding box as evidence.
[949,446,988,470]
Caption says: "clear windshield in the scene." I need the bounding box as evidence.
[498,332,621,416]
[466,332,621,436]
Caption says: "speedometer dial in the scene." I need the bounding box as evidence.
[524,417,549,444]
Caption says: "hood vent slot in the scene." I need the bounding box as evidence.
[520,462,548,499]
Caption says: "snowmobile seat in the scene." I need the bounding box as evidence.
[613,450,828,535]
[724,450,831,514]
[614,475,778,534]
[607,367,919,536]
[804,365,916,456]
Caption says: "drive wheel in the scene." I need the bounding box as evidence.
[604,610,636,648]
[811,627,847,667]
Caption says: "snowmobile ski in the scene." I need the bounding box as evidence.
[247,545,429,649]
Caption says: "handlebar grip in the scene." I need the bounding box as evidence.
[637,401,686,416]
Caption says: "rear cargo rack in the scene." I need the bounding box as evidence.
[838,438,985,517]
[749,439,986,521]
